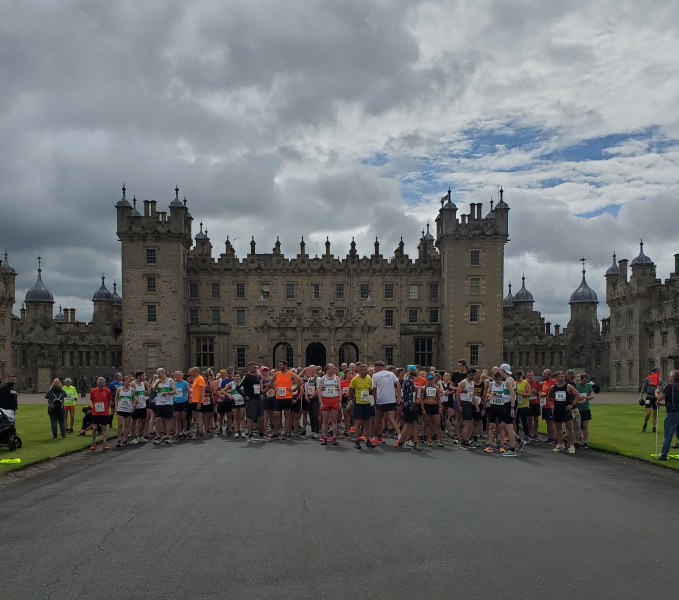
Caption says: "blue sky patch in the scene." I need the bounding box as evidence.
[576,204,621,219]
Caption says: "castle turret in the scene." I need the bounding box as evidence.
[25,256,54,322]
[92,275,114,330]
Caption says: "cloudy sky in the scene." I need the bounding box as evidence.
[2,0,679,327]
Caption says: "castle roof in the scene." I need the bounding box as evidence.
[605,252,619,276]
[513,275,534,302]
[25,257,54,303]
[1,250,16,274]
[631,240,653,265]
[503,282,514,307]
[112,280,122,305]
[54,304,64,321]
[570,260,598,304]
[92,275,113,302]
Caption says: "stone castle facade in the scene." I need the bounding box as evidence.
[2,183,676,393]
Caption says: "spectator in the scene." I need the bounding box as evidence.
[45,378,67,439]
[78,377,87,398]
[63,377,78,433]
[108,373,123,426]
[655,370,679,461]
[77,406,93,436]
[0,375,18,416]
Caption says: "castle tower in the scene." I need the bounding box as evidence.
[568,258,599,333]
[0,251,17,381]
[435,187,508,368]
[92,275,114,332]
[24,256,54,322]
[116,185,193,372]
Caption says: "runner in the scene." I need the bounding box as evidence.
[90,377,112,450]
[114,375,134,447]
[241,362,264,441]
[398,366,421,450]
[218,368,235,435]
[539,369,557,445]
[422,373,443,446]
[371,361,401,446]
[189,367,206,438]
[224,372,246,437]
[456,368,478,449]
[260,367,274,439]
[640,368,662,433]
[202,370,215,436]
[63,378,77,433]
[653,370,679,461]
[340,364,355,436]
[574,373,595,448]
[526,371,542,442]
[450,360,468,442]
[266,360,305,440]
[108,373,123,427]
[302,365,320,438]
[548,370,580,454]
[131,370,150,443]
[173,371,190,439]
[349,363,374,449]
[318,363,341,445]
[471,369,485,446]
[152,368,175,444]
[514,371,531,443]
[412,367,427,444]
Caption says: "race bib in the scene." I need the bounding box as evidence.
[66,394,74,400]
[579,393,587,400]
[360,390,369,402]
[645,399,651,406]
[324,384,338,397]
[540,398,547,407]
[174,391,184,399]
[253,384,261,395]
[491,395,504,406]
[306,383,316,395]
[266,389,274,398]
[342,387,349,397]
[118,398,132,411]
[530,392,537,401]
[203,395,211,405]
[135,396,147,408]
[233,394,244,406]
[94,402,105,413]
[555,391,567,402]
[277,387,287,398]
[426,387,437,397]
[474,395,482,404]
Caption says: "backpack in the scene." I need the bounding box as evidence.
[52,392,63,410]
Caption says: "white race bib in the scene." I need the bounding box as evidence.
[118,398,132,412]
[579,393,587,400]
[266,389,274,398]
[342,387,349,397]
[66,394,74,400]
[253,384,261,395]
[645,399,651,406]
[540,398,547,407]
[474,395,482,404]
[360,390,369,402]
[491,395,504,406]
[530,392,537,401]
[233,393,244,406]
[277,387,287,398]
[94,402,105,413]
[306,383,316,395]
[555,391,567,402]
[174,391,184,399]
[426,387,436,397]
[324,384,338,398]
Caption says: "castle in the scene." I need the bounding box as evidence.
[1,184,676,392]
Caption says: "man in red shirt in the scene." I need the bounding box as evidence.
[526,371,542,442]
[90,377,112,450]
[539,369,557,444]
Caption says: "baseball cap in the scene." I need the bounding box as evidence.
[566,369,576,377]
[426,374,434,380]
[261,366,270,371]
[65,378,71,383]
[500,363,512,374]
[407,364,417,372]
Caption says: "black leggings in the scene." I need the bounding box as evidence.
[48,406,66,437]
[307,398,320,433]
[516,407,530,436]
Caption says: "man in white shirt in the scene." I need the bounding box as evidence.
[371,361,402,446]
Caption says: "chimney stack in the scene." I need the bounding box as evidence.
[149,201,157,217]
[554,324,560,335]
[545,321,551,335]
[619,259,628,283]
[143,200,150,217]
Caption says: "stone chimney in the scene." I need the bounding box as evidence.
[554,324,560,335]
[618,259,628,283]
[545,321,551,335]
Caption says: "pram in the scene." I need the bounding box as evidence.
[0,408,22,452]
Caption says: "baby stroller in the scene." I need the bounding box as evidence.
[0,408,22,452]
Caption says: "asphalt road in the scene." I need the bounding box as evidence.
[1,435,676,600]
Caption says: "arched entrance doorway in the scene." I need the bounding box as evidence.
[337,342,359,365]
[272,342,295,367]
[305,342,326,367]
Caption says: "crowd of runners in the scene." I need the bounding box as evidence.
[80,359,597,456]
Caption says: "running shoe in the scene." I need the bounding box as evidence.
[116,440,122,448]
[483,445,493,453]
[436,441,444,447]
[653,427,657,433]
[153,437,162,445]
[331,438,338,445]
[427,441,433,447]
[582,443,589,449]
[413,443,422,451]
[349,426,356,433]
[501,449,517,457]
[553,443,566,452]
[567,446,575,454]
[517,439,527,453]
[131,438,139,445]
[312,432,320,439]
[320,437,327,445]
[138,436,148,443]
[394,439,401,448]
[359,435,367,442]
[260,434,272,441]
[404,440,414,448]
[461,443,475,451]
[366,440,375,448]
[499,447,506,454]
[642,423,647,432]
[103,444,109,450]
[354,440,362,449]
[163,437,171,444]
[377,436,385,444]
[523,437,531,444]
[90,443,96,450]
[370,436,378,445]
[395,442,405,450]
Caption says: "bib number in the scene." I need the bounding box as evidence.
[253,384,261,395]
[174,391,184,399]
[342,387,349,397]
[645,399,651,406]
[266,389,274,398]
[491,395,504,406]
[360,390,369,402]
[324,384,338,397]
[94,402,105,413]
[426,387,436,397]
[555,391,567,402]
[277,387,287,398]
[233,394,244,406]
[540,398,547,407]
[474,395,482,404]
[530,392,537,401]
[306,384,315,395]
[118,398,132,411]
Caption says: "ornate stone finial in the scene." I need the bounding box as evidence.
[251,236,256,254]
[37,255,42,273]
[499,186,503,202]
[508,282,512,293]
[183,196,187,207]
[490,198,494,210]
[580,256,587,274]
[325,237,331,255]
[122,183,126,199]
[175,184,179,200]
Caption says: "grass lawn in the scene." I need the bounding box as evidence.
[0,405,116,472]
[539,403,679,470]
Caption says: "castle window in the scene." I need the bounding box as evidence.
[429,309,439,323]
[414,338,433,366]
[94,351,99,368]
[189,283,198,298]
[430,283,439,300]
[409,285,418,300]
[147,305,157,323]
[286,309,295,319]
[147,345,157,369]
[336,284,344,299]
[190,309,199,325]
[627,360,634,383]
[286,283,295,299]
[615,337,621,351]
[385,309,394,327]
[236,283,245,299]
[211,283,220,298]
[195,338,214,368]
[335,309,345,319]
[469,304,479,323]
[408,309,418,323]
[236,347,246,369]
[628,336,633,349]
[311,284,320,299]
[628,309,633,323]
[212,309,221,325]
[469,277,480,295]
[662,332,668,346]
[470,250,480,266]
[469,344,479,367]
[615,312,621,326]
[648,335,654,348]
[146,249,156,264]
[615,362,621,384]
[360,284,370,299]
[519,352,524,366]
[384,284,394,299]
[261,283,270,299]
[236,310,245,327]
[384,347,394,364]
[596,349,602,366]
[147,277,156,293]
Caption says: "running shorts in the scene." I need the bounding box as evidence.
[321,397,340,412]
[275,398,293,412]
[155,405,173,419]
[263,397,276,412]
[217,402,230,415]
[423,403,440,416]
[117,410,132,419]
[246,398,264,420]
[529,404,541,417]
[579,408,592,421]
[541,407,553,421]
[553,405,573,423]
[291,397,302,413]
[173,402,188,412]
[461,401,475,421]
[376,402,397,412]
[91,415,110,426]
[402,406,418,424]
[353,403,374,421]
[132,408,147,420]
